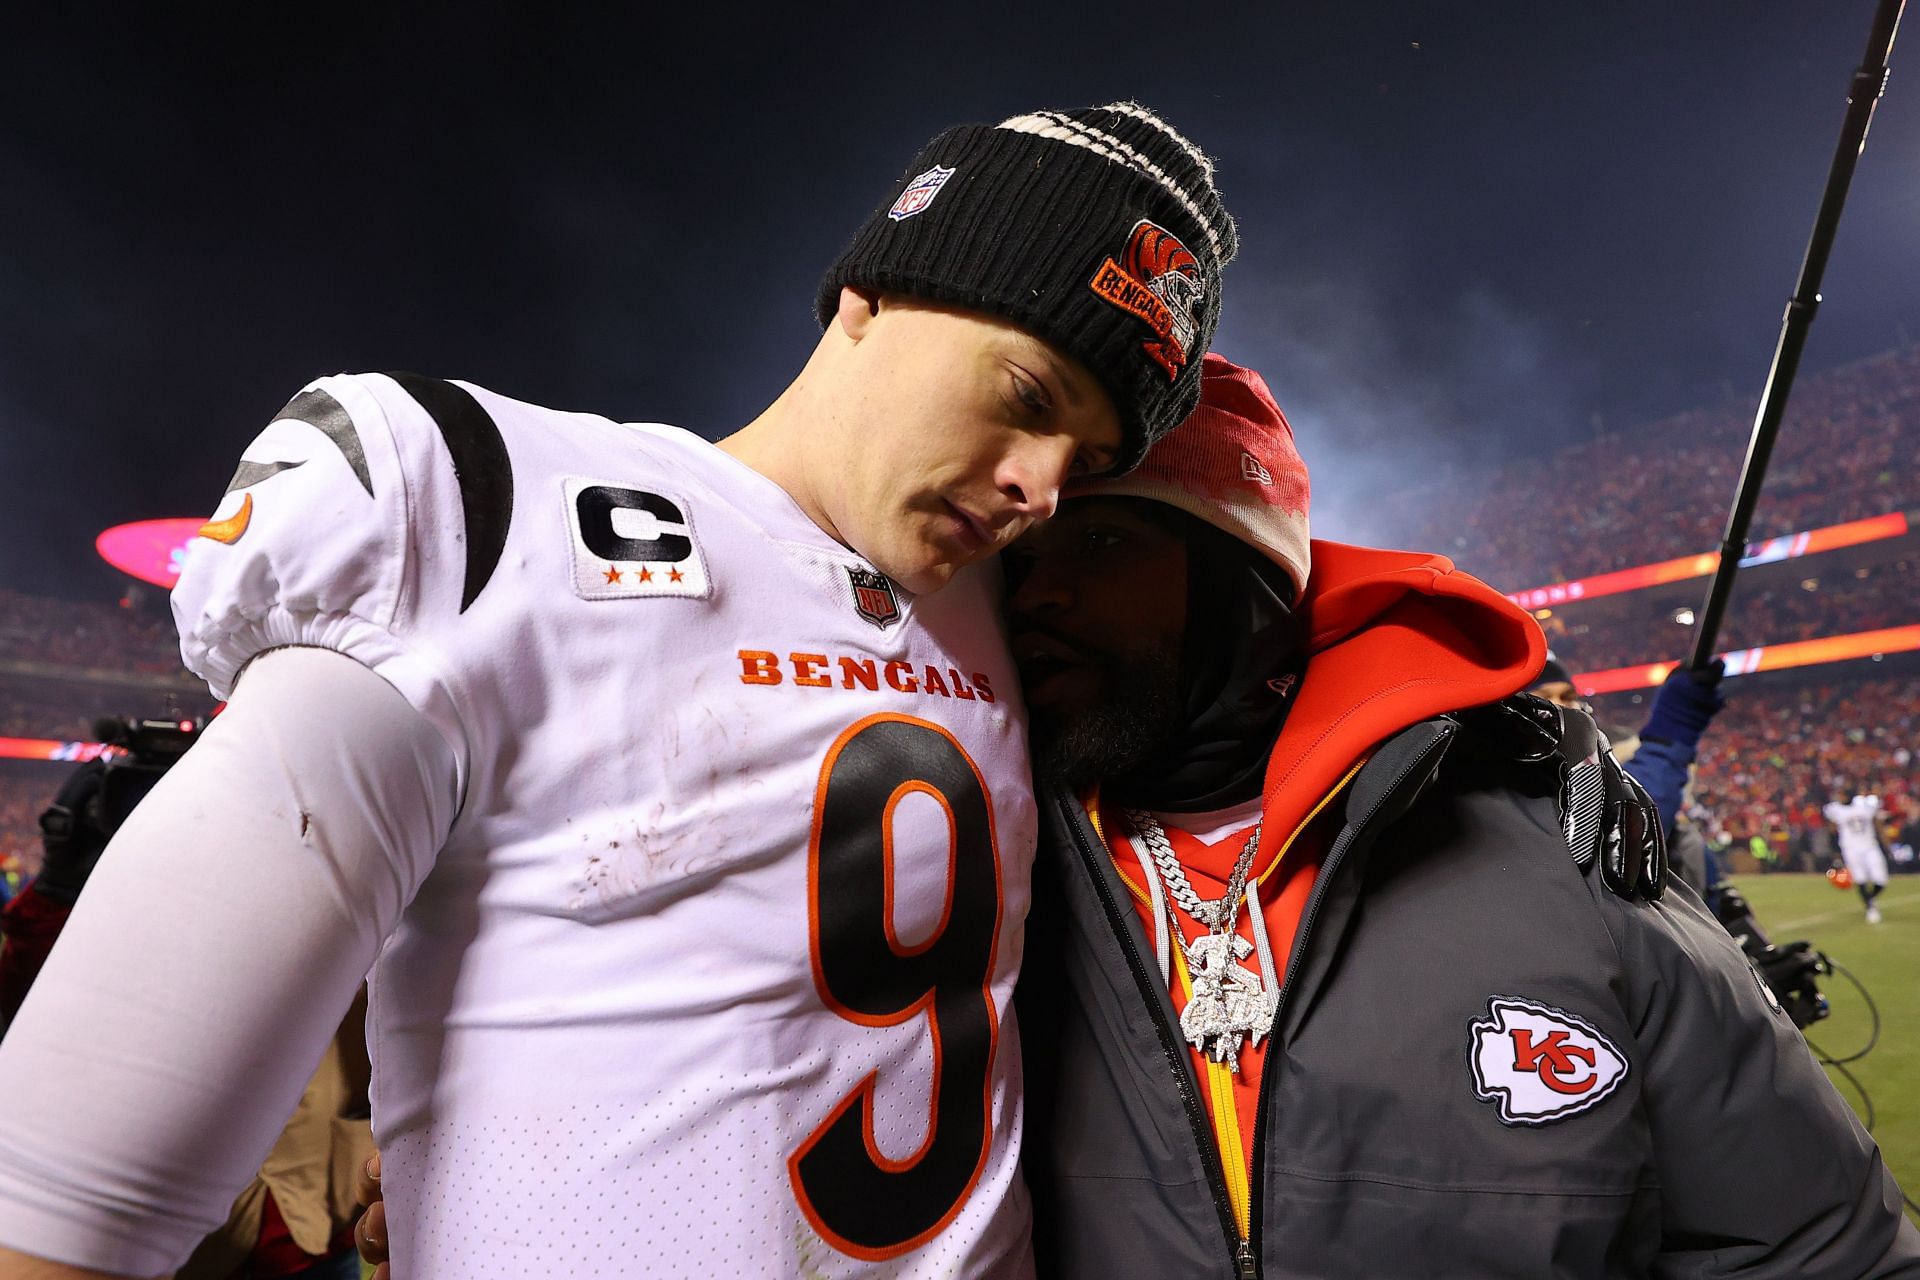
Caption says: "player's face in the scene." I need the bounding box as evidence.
[1003,498,1190,779]
[1533,680,1586,711]
[822,295,1123,595]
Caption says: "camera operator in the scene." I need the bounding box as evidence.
[0,717,372,1280]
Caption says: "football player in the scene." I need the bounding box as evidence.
[1825,790,1891,922]
[0,103,1238,1279]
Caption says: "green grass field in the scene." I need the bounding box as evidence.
[1734,873,1920,1212]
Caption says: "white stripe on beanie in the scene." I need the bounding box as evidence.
[1102,101,1215,180]
[996,107,1232,260]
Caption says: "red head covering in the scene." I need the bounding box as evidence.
[1069,352,1312,595]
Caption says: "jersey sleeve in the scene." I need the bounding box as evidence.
[171,373,474,781]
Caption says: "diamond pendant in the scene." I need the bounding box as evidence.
[1180,932,1275,1073]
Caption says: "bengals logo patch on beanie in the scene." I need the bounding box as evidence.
[1089,220,1204,381]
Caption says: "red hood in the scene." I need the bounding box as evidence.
[1259,539,1546,846]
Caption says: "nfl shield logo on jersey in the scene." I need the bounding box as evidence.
[888,165,956,221]
[1468,996,1629,1126]
[847,567,900,629]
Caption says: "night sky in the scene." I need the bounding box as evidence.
[6,2,1916,601]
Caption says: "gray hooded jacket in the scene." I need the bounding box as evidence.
[1018,703,1920,1279]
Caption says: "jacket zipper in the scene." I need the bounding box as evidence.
[1057,790,1245,1271]
[1244,724,1457,1280]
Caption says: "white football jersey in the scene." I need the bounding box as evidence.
[1824,795,1882,853]
[172,373,1037,1278]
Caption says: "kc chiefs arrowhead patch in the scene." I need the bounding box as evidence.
[1468,996,1629,1126]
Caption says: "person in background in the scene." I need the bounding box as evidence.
[1825,789,1892,922]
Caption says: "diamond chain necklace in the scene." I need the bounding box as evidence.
[1124,809,1281,1073]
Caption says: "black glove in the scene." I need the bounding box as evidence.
[1450,695,1668,902]
[33,760,112,905]
[1639,659,1726,747]
[1746,939,1830,1030]
[1553,699,1668,902]
[1712,881,1830,1030]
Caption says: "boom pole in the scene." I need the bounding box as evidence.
[1687,0,1905,669]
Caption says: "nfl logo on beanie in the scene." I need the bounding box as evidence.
[888,166,955,221]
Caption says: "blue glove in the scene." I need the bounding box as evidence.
[1640,658,1726,746]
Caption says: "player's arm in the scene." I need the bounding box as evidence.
[0,375,471,1278]
[0,647,456,1279]
[1608,881,1920,1274]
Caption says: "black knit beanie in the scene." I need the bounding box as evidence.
[818,103,1239,473]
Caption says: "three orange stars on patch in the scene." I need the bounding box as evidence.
[601,565,683,585]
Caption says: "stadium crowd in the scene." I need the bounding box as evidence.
[0,588,186,675]
[0,680,106,742]
[0,773,54,879]
[1595,672,1920,855]
[1541,561,1918,673]
[1359,341,1920,849]
[1374,343,1920,593]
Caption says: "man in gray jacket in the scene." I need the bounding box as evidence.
[1010,353,1920,1277]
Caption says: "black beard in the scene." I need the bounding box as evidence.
[1029,645,1185,791]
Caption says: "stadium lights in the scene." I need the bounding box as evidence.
[1503,510,1908,610]
[1575,624,1920,695]
[0,737,122,763]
